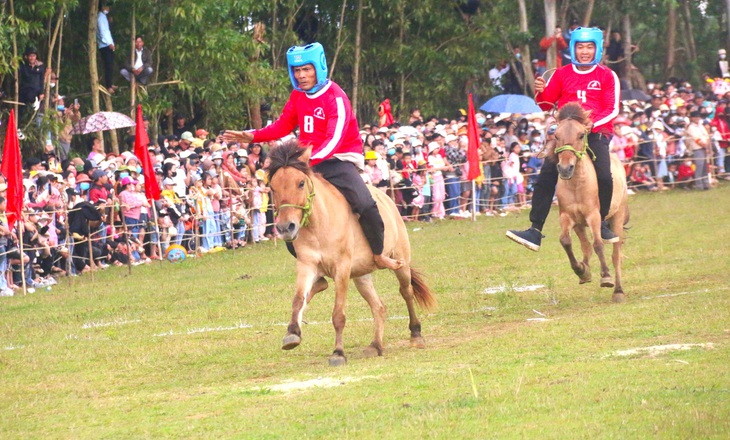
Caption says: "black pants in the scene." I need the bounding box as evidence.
[530,133,613,230]
[99,46,115,89]
[286,159,385,258]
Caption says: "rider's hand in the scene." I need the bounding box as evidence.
[534,77,546,94]
[221,130,254,144]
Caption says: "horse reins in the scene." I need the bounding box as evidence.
[274,175,316,228]
[554,131,596,161]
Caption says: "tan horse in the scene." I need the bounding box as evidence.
[267,141,436,366]
[551,103,629,302]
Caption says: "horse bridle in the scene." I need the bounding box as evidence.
[274,175,316,228]
[554,130,596,162]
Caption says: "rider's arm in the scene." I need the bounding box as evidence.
[535,68,562,111]
[251,92,299,143]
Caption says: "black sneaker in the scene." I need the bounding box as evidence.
[601,221,619,243]
[506,227,543,252]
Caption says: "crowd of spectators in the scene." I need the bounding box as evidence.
[3,51,729,296]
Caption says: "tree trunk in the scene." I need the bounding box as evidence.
[329,0,347,78]
[665,0,677,78]
[398,1,406,118]
[88,0,101,118]
[726,0,730,50]
[681,0,697,63]
[102,94,119,153]
[10,0,18,117]
[130,4,137,115]
[43,11,64,111]
[582,0,595,26]
[352,0,363,116]
[544,0,557,72]
[518,0,534,95]
[622,14,633,85]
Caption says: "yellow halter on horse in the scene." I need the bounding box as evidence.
[266,140,436,366]
[551,102,630,303]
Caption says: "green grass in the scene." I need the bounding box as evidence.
[2,184,730,439]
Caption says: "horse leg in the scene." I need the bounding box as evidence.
[588,214,613,288]
[353,274,386,358]
[282,268,319,350]
[394,265,425,348]
[573,224,593,284]
[559,215,589,283]
[329,269,351,367]
[307,277,329,304]
[611,215,626,302]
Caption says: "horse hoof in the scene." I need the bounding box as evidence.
[410,336,426,349]
[612,292,626,303]
[579,276,592,284]
[328,355,347,367]
[601,277,615,288]
[281,334,301,350]
[363,345,382,358]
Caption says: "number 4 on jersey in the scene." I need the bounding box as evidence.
[577,90,586,103]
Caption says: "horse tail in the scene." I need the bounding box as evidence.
[410,267,437,312]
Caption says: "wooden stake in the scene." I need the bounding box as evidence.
[87,228,95,282]
[17,222,27,296]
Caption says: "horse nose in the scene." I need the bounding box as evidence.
[276,221,298,235]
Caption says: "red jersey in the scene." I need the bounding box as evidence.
[536,64,620,135]
[251,81,364,168]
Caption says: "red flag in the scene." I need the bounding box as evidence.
[466,94,481,181]
[133,105,160,201]
[1,110,24,229]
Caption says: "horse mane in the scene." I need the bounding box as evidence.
[267,140,311,179]
[557,102,590,125]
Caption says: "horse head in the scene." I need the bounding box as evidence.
[267,140,315,241]
[553,102,592,180]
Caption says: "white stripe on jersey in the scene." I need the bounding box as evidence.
[311,96,346,161]
[594,69,620,128]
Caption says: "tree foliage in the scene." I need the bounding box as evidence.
[1,0,726,150]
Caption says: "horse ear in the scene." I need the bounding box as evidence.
[583,109,593,128]
[299,145,313,163]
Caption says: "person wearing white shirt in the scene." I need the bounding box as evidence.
[121,36,154,85]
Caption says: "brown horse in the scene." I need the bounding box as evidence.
[551,103,629,302]
[267,141,436,366]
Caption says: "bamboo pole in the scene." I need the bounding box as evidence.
[87,228,95,281]
[149,201,163,262]
[119,206,134,275]
[17,222,27,295]
[64,208,73,286]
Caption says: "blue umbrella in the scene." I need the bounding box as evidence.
[480,94,543,114]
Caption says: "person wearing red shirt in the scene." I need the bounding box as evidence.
[507,27,620,251]
[223,43,402,270]
[710,105,730,176]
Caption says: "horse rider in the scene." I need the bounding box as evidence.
[222,42,403,270]
[506,27,620,251]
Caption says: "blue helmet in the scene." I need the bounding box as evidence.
[569,27,604,67]
[286,42,329,94]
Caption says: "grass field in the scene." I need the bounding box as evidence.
[2,184,730,439]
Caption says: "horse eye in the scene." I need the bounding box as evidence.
[298,180,305,189]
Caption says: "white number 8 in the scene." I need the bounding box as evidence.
[303,116,314,133]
